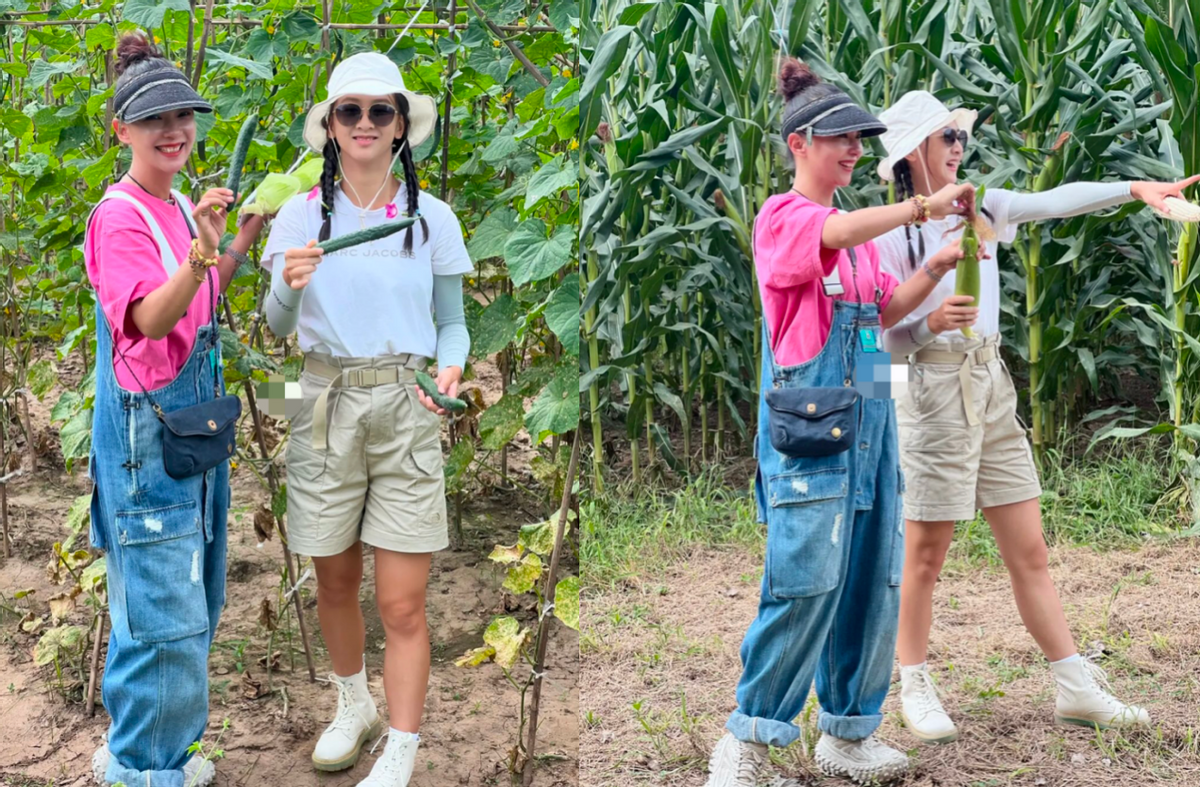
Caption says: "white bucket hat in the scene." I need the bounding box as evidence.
[303,52,438,153]
[876,90,977,181]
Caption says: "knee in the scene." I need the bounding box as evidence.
[316,570,362,605]
[1006,541,1050,576]
[378,596,426,638]
[906,540,949,584]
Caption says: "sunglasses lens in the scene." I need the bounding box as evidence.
[368,105,397,126]
[334,105,363,125]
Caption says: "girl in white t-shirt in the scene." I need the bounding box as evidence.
[262,53,472,787]
[875,90,1198,746]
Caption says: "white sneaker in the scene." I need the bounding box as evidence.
[91,735,215,786]
[899,664,958,744]
[814,733,909,785]
[703,732,768,787]
[357,731,420,787]
[1052,658,1150,729]
[312,667,383,772]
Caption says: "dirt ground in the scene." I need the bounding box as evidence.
[580,542,1200,787]
[0,353,577,787]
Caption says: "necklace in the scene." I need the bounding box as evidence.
[125,172,174,204]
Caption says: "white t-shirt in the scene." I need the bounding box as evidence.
[875,187,1018,342]
[263,183,472,358]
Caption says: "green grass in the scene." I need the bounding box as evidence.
[581,467,762,588]
[583,442,1188,587]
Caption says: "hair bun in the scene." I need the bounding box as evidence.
[115,33,162,76]
[778,58,820,101]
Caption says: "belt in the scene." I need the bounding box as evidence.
[304,353,425,450]
[912,341,1000,427]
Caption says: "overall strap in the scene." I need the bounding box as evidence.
[85,190,180,274]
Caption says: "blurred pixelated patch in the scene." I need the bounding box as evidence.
[255,373,303,420]
[855,352,912,400]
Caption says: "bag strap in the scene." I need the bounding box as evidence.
[88,191,181,274]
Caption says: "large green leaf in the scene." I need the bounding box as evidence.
[482,616,528,671]
[525,155,578,209]
[543,273,580,356]
[479,394,526,450]
[554,575,579,631]
[204,49,274,81]
[525,363,580,439]
[502,553,543,594]
[504,220,573,286]
[121,0,190,28]
[472,293,521,357]
[467,207,518,262]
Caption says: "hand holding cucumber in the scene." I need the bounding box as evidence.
[192,187,236,258]
[416,368,466,416]
[283,240,324,290]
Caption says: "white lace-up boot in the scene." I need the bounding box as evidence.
[899,664,958,744]
[1052,658,1150,729]
[814,733,910,785]
[312,667,383,771]
[357,730,420,787]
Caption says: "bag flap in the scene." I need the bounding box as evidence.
[160,395,241,437]
[765,387,859,419]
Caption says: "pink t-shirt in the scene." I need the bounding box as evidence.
[754,192,898,366]
[85,183,222,391]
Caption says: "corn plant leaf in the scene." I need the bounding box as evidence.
[554,575,579,631]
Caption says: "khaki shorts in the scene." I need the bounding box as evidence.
[896,336,1041,522]
[284,353,449,557]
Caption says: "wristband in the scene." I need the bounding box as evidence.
[921,262,943,283]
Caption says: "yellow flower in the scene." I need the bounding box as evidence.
[230,460,238,470]
[154,35,162,44]
[420,179,430,190]
[562,68,572,79]
[569,138,579,150]
[492,39,500,47]
[266,24,275,34]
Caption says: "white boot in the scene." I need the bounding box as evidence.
[703,732,768,787]
[91,734,215,786]
[312,667,383,772]
[357,730,420,787]
[814,733,910,785]
[1052,657,1150,729]
[899,664,957,744]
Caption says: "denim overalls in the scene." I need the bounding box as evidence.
[86,192,230,787]
[725,287,905,747]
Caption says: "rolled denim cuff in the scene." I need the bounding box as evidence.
[818,710,883,740]
[725,709,800,748]
[107,756,186,787]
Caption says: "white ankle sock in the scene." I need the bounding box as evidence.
[389,728,420,743]
[1050,653,1081,666]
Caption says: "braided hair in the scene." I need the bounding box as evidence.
[892,154,992,274]
[317,93,430,254]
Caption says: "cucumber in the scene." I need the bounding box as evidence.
[415,370,467,412]
[225,113,259,206]
[318,217,418,254]
[954,183,987,338]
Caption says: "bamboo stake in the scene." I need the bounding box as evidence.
[521,429,580,787]
[86,612,105,716]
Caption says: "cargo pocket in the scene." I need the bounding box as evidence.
[764,468,849,599]
[405,437,444,478]
[87,452,107,552]
[115,501,208,643]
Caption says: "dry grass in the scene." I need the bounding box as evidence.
[580,542,1200,786]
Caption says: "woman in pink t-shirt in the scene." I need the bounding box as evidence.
[84,34,268,787]
[704,60,983,787]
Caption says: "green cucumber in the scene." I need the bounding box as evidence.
[318,217,418,254]
[415,370,467,412]
[954,183,986,338]
[225,113,259,206]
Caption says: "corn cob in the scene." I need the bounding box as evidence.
[1153,196,1200,222]
[954,183,988,338]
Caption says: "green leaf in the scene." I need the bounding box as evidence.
[444,439,475,494]
[28,359,57,401]
[83,148,120,189]
[59,408,93,463]
[65,494,92,535]
[81,557,107,591]
[504,220,573,286]
[455,645,496,667]
[467,207,518,262]
[482,130,521,164]
[0,108,31,137]
[524,155,577,209]
[86,23,116,52]
[28,60,80,89]
[121,0,190,28]
[543,274,580,357]
[0,61,28,78]
[517,518,556,556]
[482,616,528,670]
[33,625,87,666]
[525,363,580,440]
[205,49,274,81]
[502,553,543,594]
[50,391,82,424]
[472,294,521,357]
[580,26,635,139]
[554,575,579,631]
[479,394,526,450]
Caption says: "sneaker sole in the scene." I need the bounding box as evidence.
[900,711,958,745]
[815,750,909,786]
[312,718,383,772]
[1054,714,1148,731]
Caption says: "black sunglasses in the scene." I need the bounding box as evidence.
[333,103,398,127]
[940,127,968,148]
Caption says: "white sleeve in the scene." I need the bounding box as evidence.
[874,227,915,283]
[261,193,314,273]
[429,203,474,276]
[883,313,939,357]
[1003,181,1134,226]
